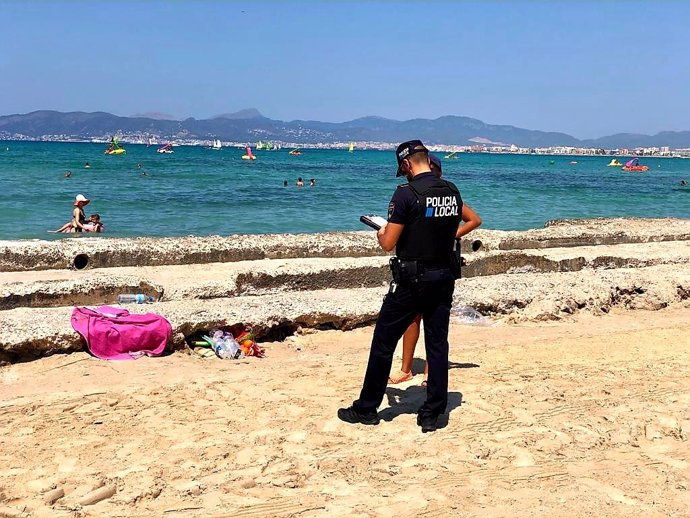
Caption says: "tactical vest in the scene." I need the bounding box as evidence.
[396,175,463,265]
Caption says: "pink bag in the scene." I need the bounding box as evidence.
[71,305,172,360]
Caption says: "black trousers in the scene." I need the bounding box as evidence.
[354,269,455,418]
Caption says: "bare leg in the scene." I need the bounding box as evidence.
[401,314,422,373]
[53,222,73,233]
[389,314,422,384]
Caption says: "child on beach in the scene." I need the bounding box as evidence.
[388,154,482,385]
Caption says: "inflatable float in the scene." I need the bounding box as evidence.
[104,136,126,155]
[241,147,256,160]
[622,158,649,172]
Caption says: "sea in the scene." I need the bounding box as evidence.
[1,141,689,241]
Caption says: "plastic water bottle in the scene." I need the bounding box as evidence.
[451,305,491,326]
[210,331,244,359]
[117,293,155,304]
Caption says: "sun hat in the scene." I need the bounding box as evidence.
[429,153,442,174]
[396,139,429,177]
[74,194,90,205]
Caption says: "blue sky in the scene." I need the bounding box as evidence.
[1,0,688,138]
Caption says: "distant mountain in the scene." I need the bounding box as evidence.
[131,112,179,121]
[212,108,264,120]
[1,109,689,148]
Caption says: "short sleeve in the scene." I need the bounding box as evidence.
[387,186,417,225]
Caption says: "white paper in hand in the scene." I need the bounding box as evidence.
[360,214,388,230]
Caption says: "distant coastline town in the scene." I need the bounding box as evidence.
[2,132,690,158]
[3,109,690,157]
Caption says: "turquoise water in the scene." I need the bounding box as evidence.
[1,141,689,240]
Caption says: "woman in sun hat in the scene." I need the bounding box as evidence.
[70,194,90,232]
[52,194,90,233]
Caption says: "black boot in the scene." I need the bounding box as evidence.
[337,406,380,425]
[417,413,438,433]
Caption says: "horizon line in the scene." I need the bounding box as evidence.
[3,108,687,142]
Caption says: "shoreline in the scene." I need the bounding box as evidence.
[4,139,690,158]
[3,217,690,272]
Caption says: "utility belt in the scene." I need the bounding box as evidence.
[391,243,465,283]
[390,257,454,284]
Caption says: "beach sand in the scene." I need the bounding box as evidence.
[1,306,688,517]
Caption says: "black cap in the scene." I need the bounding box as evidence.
[429,153,442,174]
[396,139,429,177]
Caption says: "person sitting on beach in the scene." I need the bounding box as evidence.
[52,194,90,233]
[54,213,104,233]
[309,178,316,187]
[296,177,304,187]
[388,154,482,385]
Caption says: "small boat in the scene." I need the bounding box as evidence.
[289,149,301,156]
[570,161,577,165]
[157,143,174,154]
[348,142,355,153]
[265,141,273,151]
[212,139,222,150]
[444,151,459,159]
[607,159,622,167]
[104,136,126,155]
[241,147,256,160]
[622,158,649,172]
[256,140,264,150]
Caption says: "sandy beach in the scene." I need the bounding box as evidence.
[5,1,690,514]
[1,308,688,517]
[1,219,689,517]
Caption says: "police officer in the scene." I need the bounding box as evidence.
[338,140,463,433]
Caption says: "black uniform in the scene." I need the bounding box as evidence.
[353,171,462,419]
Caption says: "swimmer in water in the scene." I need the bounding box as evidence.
[64,170,72,178]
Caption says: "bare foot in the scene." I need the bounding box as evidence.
[388,370,413,384]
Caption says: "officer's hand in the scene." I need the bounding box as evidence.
[377,224,387,237]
